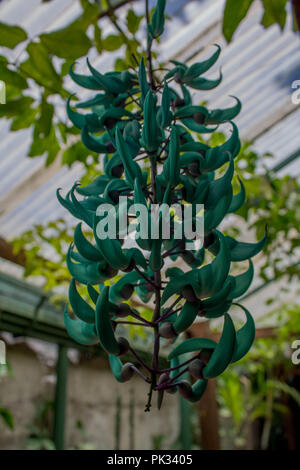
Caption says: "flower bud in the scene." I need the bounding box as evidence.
[122,258,135,273]
[159,322,177,339]
[121,284,134,300]
[198,348,213,365]
[121,363,134,382]
[188,161,200,177]
[105,141,116,154]
[182,285,198,302]
[104,265,118,278]
[193,112,205,124]
[117,337,130,356]
[178,380,193,399]
[158,372,170,385]
[115,303,132,318]
[188,359,204,379]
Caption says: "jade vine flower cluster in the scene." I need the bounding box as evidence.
[58,0,266,410]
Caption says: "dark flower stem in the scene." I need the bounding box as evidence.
[162,240,183,258]
[160,355,197,374]
[115,320,152,327]
[155,295,183,324]
[128,346,152,374]
[145,0,155,90]
[127,309,153,326]
[134,266,157,289]
[154,367,191,391]
[130,365,151,383]
[154,379,186,392]
[164,366,189,385]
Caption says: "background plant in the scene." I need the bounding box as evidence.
[217,303,300,449]
[0,361,14,432]
[24,399,55,450]
[222,0,298,43]
[0,0,145,166]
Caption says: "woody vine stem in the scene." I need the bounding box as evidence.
[145,0,161,412]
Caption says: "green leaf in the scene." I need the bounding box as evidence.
[0,96,34,118]
[10,106,38,131]
[45,126,60,166]
[218,372,245,430]
[125,38,140,60]
[94,24,103,53]
[102,34,124,51]
[0,406,14,430]
[29,124,60,165]
[40,23,92,60]
[261,0,288,30]
[126,9,143,35]
[223,0,255,42]
[79,1,99,29]
[114,58,128,72]
[40,96,54,137]
[45,128,60,166]
[57,122,70,143]
[60,59,74,77]
[267,379,300,406]
[20,42,62,93]
[0,63,28,89]
[62,140,91,167]
[3,84,23,101]
[0,21,27,49]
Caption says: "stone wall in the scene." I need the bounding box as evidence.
[0,342,180,450]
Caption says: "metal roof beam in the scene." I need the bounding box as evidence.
[246,102,297,142]
[271,148,300,173]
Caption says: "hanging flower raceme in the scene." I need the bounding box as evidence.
[58,0,267,411]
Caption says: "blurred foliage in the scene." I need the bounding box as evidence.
[24,399,56,450]
[0,0,295,167]
[0,0,145,166]
[234,143,300,286]
[205,132,300,286]
[0,406,14,431]
[217,303,300,449]
[68,419,98,449]
[0,359,14,431]
[12,218,73,290]
[222,0,293,43]
[10,388,99,449]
